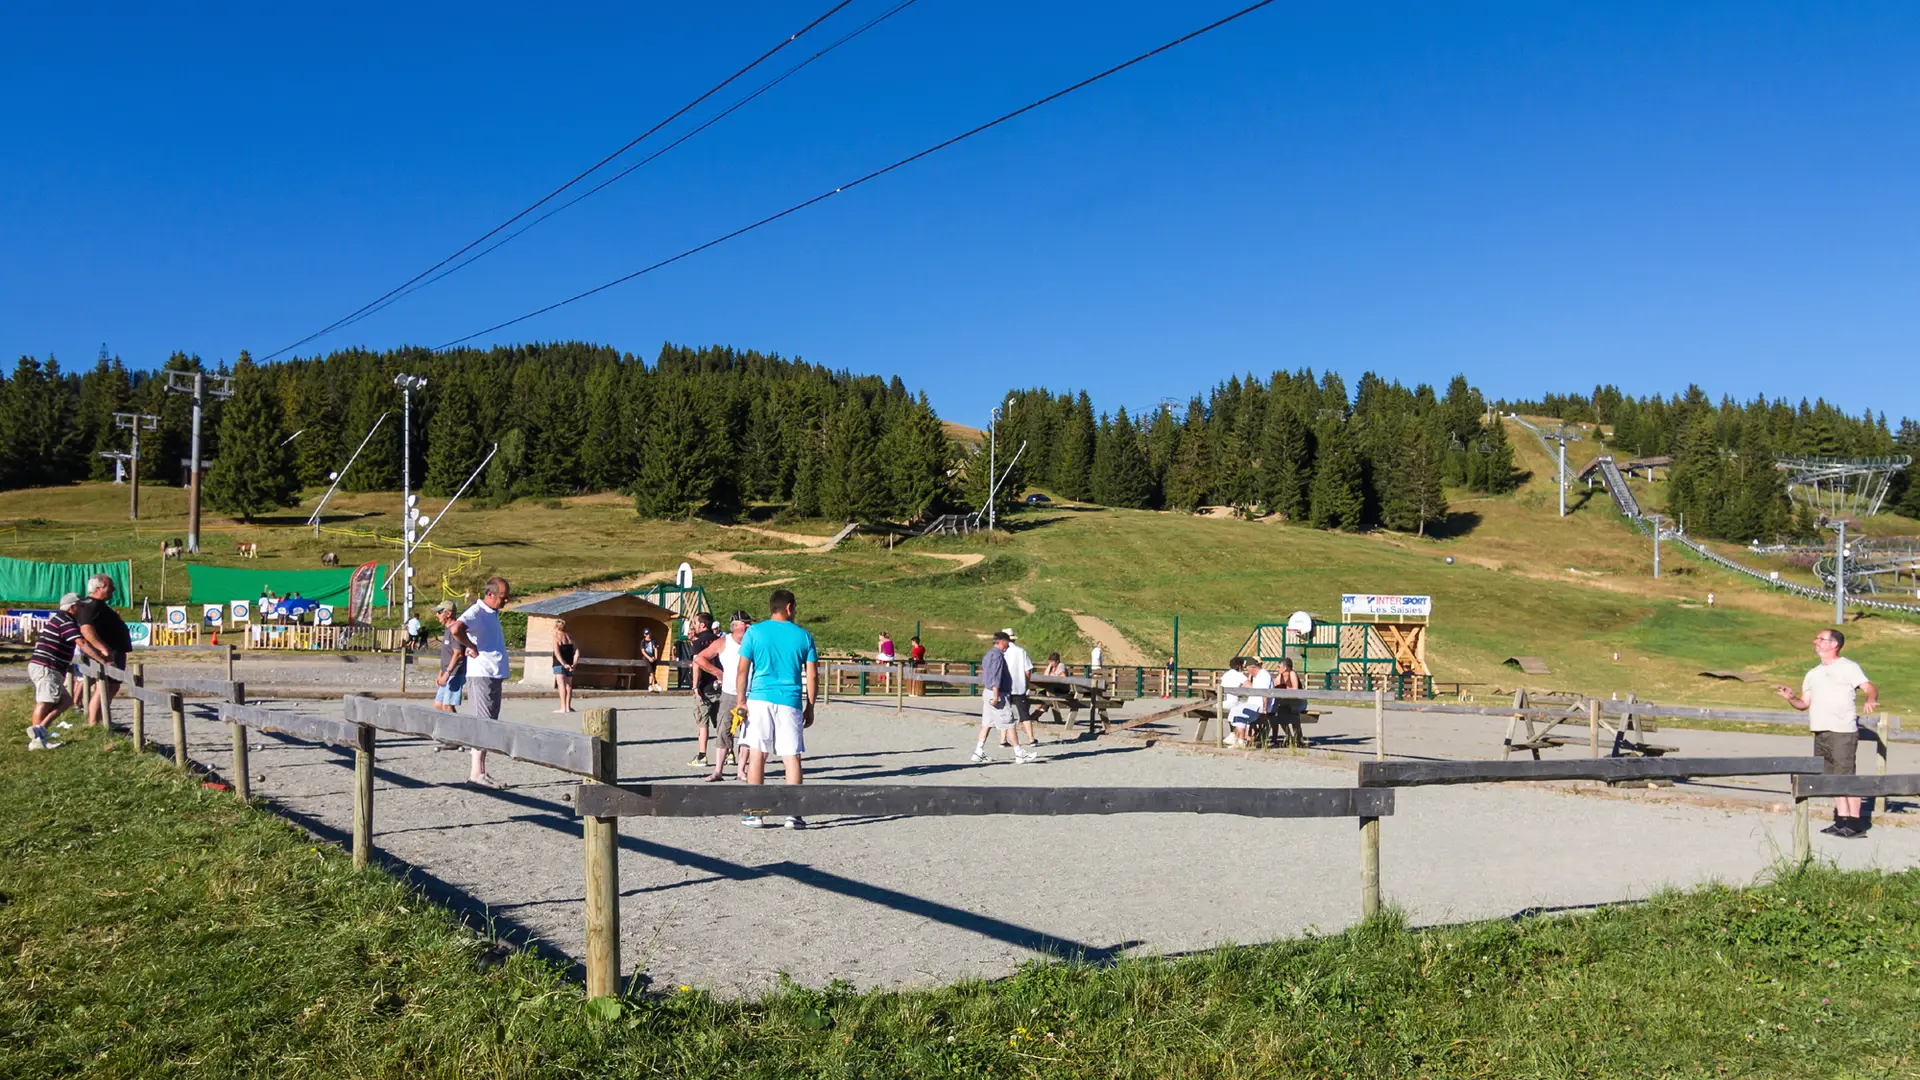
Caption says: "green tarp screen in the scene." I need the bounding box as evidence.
[187,564,389,606]
[0,557,133,606]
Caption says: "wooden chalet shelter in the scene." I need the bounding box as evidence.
[513,590,676,690]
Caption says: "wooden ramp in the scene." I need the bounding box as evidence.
[1504,656,1552,675]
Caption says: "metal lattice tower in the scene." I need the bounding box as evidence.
[1774,455,1911,519]
[1812,536,1920,597]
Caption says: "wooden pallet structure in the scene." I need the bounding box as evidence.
[1501,688,1677,761]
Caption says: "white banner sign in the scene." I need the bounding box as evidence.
[202,604,224,628]
[128,622,153,648]
[165,605,188,628]
[1340,594,1432,618]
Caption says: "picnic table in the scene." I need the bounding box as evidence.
[1026,673,1125,736]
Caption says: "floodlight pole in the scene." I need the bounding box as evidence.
[987,405,1000,531]
[1558,440,1567,517]
[1834,520,1847,626]
[113,412,159,521]
[165,370,233,553]
[380,442,497,595]
[394,374,428,619]
[1648,514,1661,578]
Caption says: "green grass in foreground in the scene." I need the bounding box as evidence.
[2,696,1918,1078]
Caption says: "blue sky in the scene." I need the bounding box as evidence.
[4,1,1916,424]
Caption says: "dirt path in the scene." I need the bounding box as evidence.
[1071,615,1151,665]
[727,524,844,551]
[916,552,984,570]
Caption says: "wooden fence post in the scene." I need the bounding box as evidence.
[1792,794,1810,866]
[399,644,409,693]
[225,642,235,682]
[582,707,621,999]
[130,662,146,751]
[1373,687,1386,761]
[1360,815,1381,920]
[895,664,904,714]
[352,722,375,870]
[229,683,250,801]
[169,691,187,769]
[1588,698,1601,758]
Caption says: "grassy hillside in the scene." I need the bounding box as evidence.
[4,457,1917,709]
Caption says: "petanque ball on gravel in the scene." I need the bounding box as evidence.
[561,792,573,803]
[1445,556,1455,564]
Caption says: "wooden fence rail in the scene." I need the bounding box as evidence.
[1788,772,1920,863]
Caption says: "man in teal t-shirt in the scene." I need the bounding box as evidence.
[733,588,819,828]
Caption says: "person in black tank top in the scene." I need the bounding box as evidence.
[551,619,578,714]
[683,612,722,767]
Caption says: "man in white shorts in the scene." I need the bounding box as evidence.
[971,631,1018,762]
[733,589,818,829]
[25,593,88,749]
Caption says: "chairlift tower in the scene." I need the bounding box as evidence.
[1775,455,1911,519]
[164,370,234,553]
[1542,424,1578,518]
[113,411,160,520]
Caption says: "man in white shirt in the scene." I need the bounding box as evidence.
[1000,629,1038,762]
[1245,659,1275,747]
[450,576,512,789]
[1090,643,1103,671]
[1776,627,1879,838]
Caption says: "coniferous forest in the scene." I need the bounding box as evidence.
[3,346,1913,544]
[0,343,954,524]
[986,372,1517,535]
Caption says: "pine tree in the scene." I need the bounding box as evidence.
[578,360,629,491]
[1090,408,1154,508]
[819,396,880,522]
[1308,421,1365,530]
[1259,401,1311,521]
[1480,417,1518,494]
[1378,419,1447,535]
[1051,392,1096,499]
[423,373,485,497]
[340,374,399,492]
[878,395,952,521]
[633,383,714,518]
[204,353,299,521]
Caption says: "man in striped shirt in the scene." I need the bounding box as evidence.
[26,593,89,750]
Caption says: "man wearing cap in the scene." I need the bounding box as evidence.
[25,593,88,749]
[971,631,1021,763]
[431,600,466,713]
[683,611,722,768]
[1001,628,1039,762]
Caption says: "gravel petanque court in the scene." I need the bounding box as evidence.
[151,685,1920,996]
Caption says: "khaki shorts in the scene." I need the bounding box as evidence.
[28,663,67,704]
[1813,730,1858,774]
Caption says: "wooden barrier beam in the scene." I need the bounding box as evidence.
[1360,755,1826,788]
[218,702,365,748]
[1108,696,1218,734]
[342,695,601,776]
[576,783,1394,820]
[1791,772,1920,799]
[582,708,620,1000]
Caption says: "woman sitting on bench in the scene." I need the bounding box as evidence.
[1269,658,1306,747]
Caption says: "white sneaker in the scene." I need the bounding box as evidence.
[1015,750,1038,763]
[740,814,765,829]
[785,816,807,830]
[969,748,988,763]
[27,737,55,751]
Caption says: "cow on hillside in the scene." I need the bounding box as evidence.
[236,541,258,559]
[160,539,184,560]
[320,551,339,566]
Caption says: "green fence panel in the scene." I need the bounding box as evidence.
[0,556,131,606]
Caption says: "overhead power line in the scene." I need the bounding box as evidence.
[435,0,1278,352]
[329,0,926,335]
[263,0,859,362]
